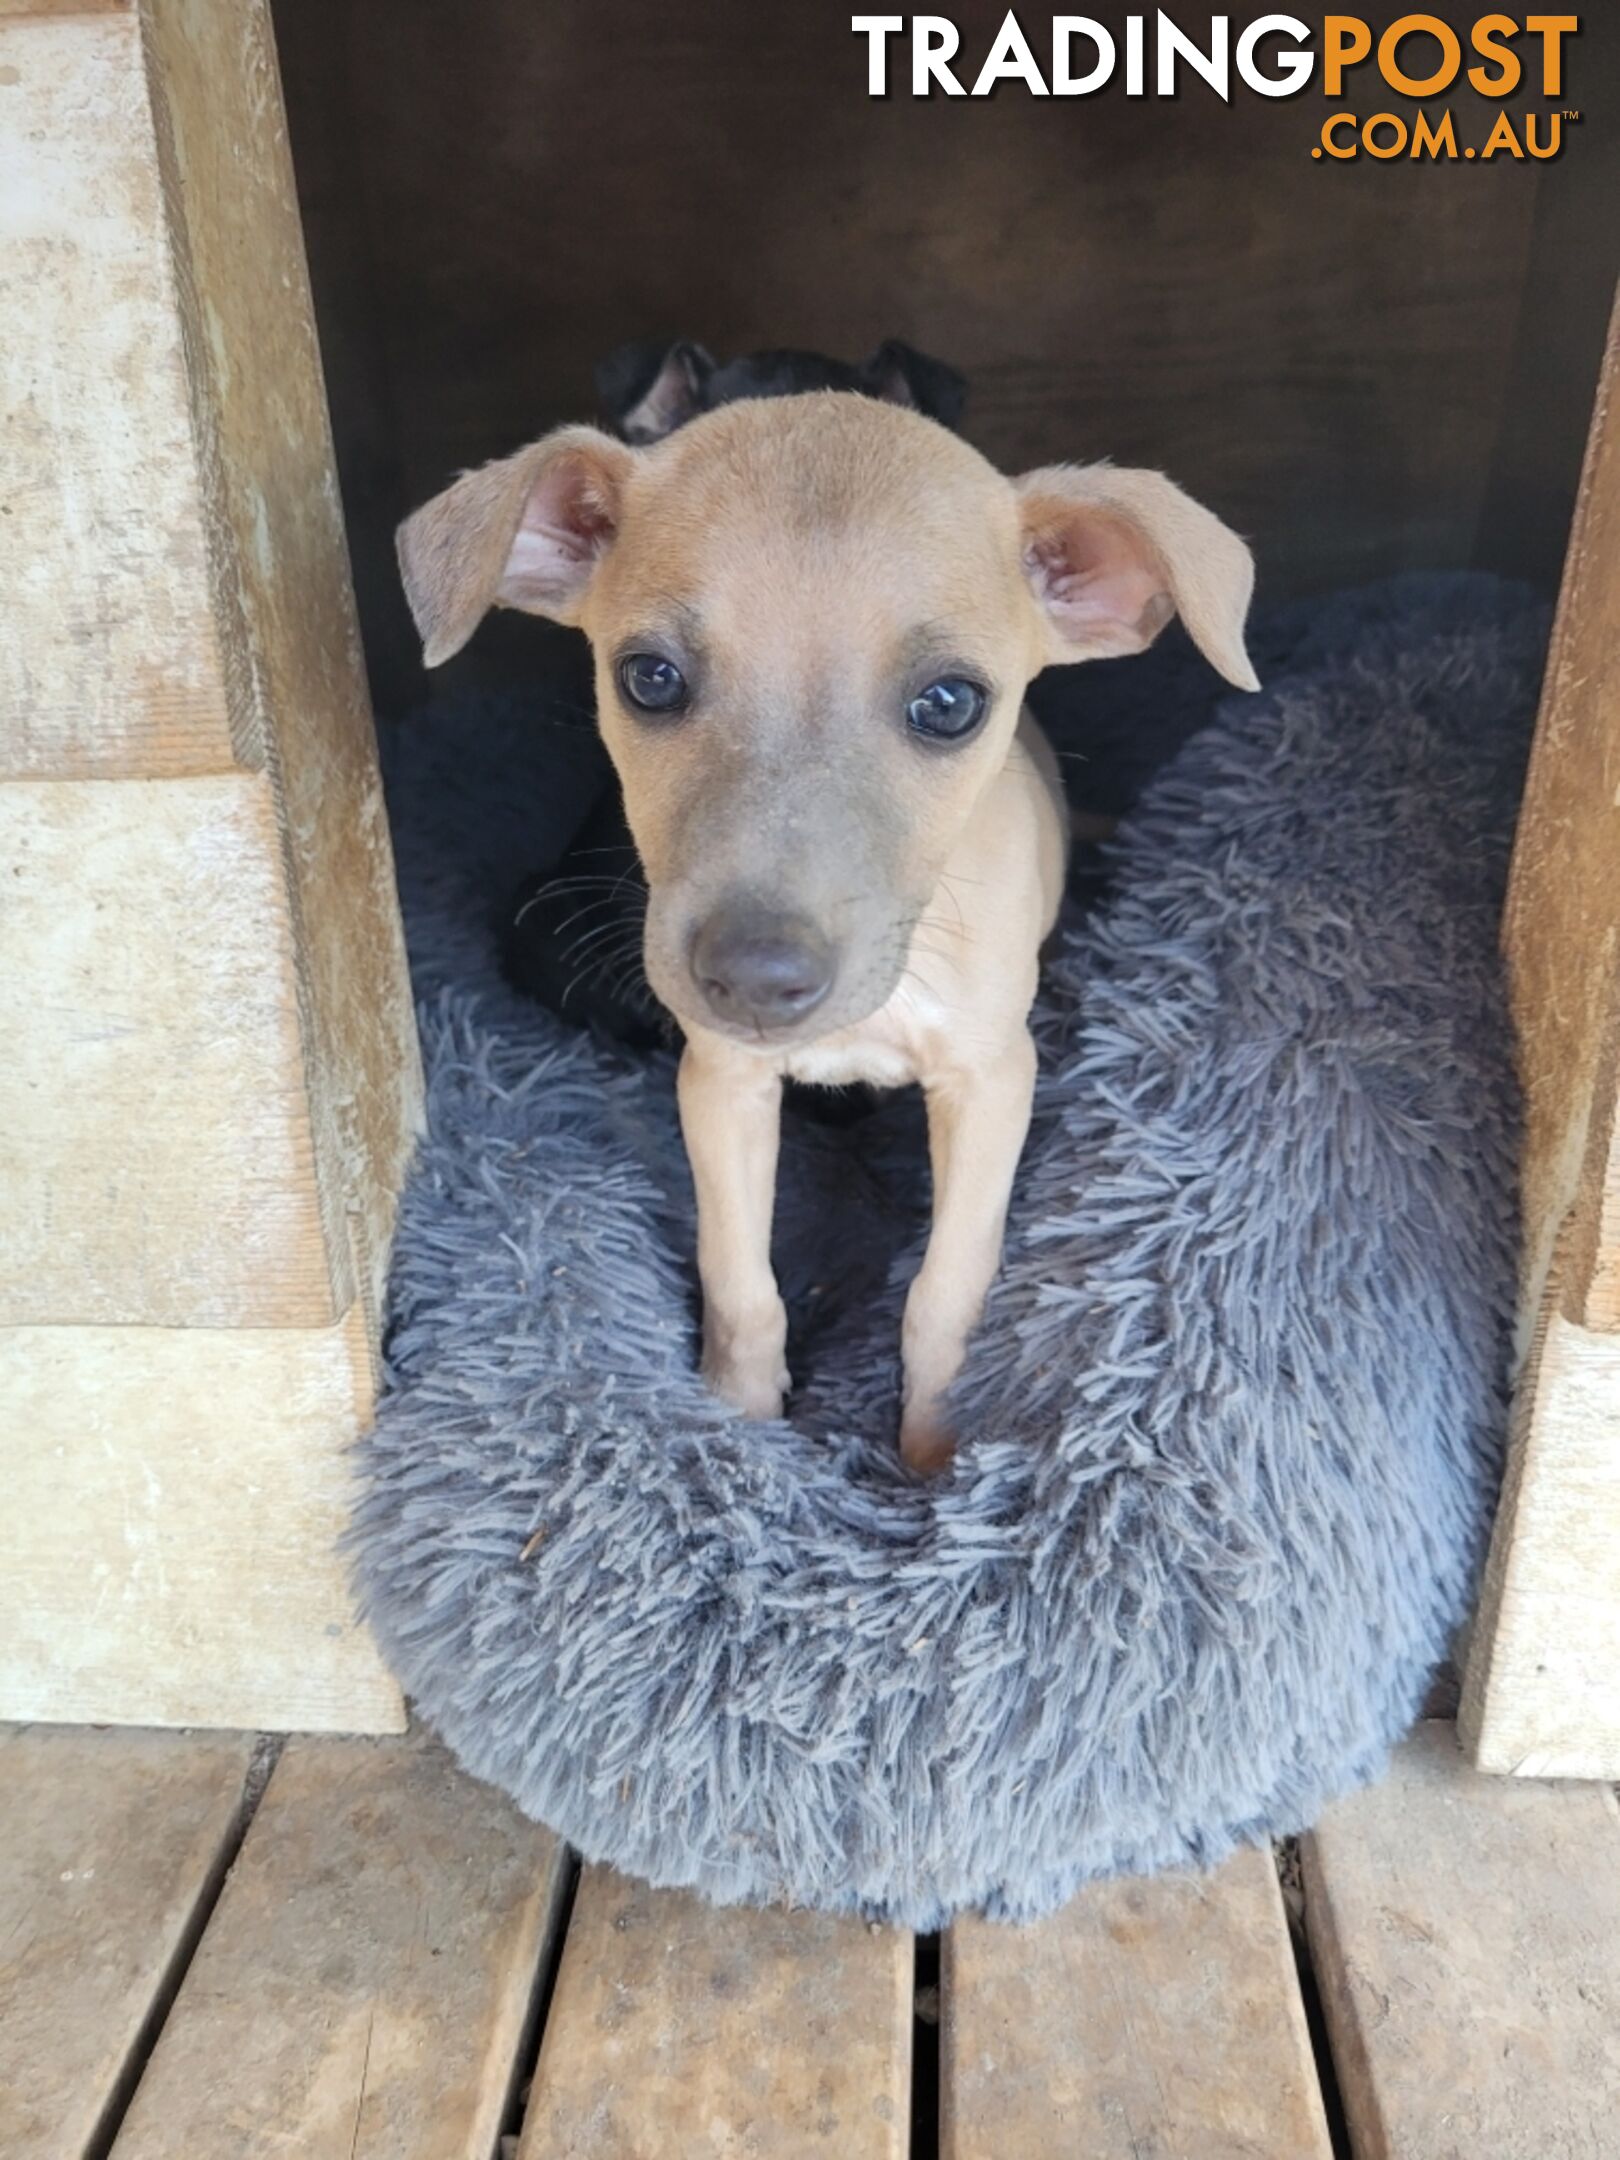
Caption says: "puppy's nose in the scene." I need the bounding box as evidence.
[690,907,835,1031]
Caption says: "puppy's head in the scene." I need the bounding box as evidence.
[400,396,1256,1046]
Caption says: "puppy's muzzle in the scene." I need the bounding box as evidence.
[690,903,836,1035]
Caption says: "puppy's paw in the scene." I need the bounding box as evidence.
[899,1409,957,1477]
[703,1348,790,1424]
[701,1290,790,1422]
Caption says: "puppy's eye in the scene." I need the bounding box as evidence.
[906,677,987,743]
[618,653,689,714]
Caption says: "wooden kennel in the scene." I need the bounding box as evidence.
[0,0,1616,1768]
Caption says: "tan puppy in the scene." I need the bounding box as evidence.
[400,396,1257,1469]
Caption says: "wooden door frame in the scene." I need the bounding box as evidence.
[1462,285,1620,1778]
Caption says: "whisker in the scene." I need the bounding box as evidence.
[562,937,641,1009]
[931,880,967,935]
[537,874,642,893]
[532,697,602,728]
[559,918,640,967]
[550,896,626,940]
[899,966,953,1015]
[515,885,614,932]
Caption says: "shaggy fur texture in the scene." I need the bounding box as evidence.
[355,575,1538,1927]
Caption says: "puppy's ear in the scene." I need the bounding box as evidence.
[397,427,633,667]
[860,339,969,429]
[595,338,716,444]
[1015,465,1259,690]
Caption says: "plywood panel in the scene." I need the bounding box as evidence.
[0,1307,403,1733]
[264,0,1619,715]
[112,1732,566,2159]
[0,1727,254,2160]
[0,8,240,777]
[1304,1722,1620,2157]
[0,776,343,1328]
[521,1867,911,2158]
[942,1845,1331,2160]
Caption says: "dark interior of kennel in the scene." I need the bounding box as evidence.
[270,2,1619,797]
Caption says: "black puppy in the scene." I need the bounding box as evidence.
[599,335,967,445]
[503,340,969,1048]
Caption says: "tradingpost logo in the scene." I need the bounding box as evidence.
[852,14,1582,162]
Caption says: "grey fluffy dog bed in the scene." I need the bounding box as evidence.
[355,575,1537,1928]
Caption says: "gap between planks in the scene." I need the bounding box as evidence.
[0,1726,267,2160]
[1304,1719,1620,2160]
[942,1841,1335,2160]
[106,1728,569,2160]
[520,1864,914,2159]
[15,1719,1615,2160]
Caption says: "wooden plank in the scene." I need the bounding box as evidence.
[0,0,420,1316]
[941,1844,1332,2160]
[1,0,419,1729]
[136,0,423,1323]
[111,1732,566,2160]
[1499,283,1620,1336]
[1303,1721,1620,2158]
[1463,1305,1620,1778]
[0,3,133,16]
[521,1867,912,2158]
[0,1308,403,1733]
[0,1727,254,2160]
[1464,288,1620,1780]
[0,777,346,1329]
[0,8,239,777]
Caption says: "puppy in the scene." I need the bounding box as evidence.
[505,337,967,1043]
[400,396,1256,1469]
[596,334,967,444]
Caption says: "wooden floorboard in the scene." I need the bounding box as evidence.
[1303,1719,1620,2159]
[519,1865,912,2159]
[13,1717,1620,2153]
[941,1842,1333,2160]
[108,1729,567,2160]
[0,1724,256,2160]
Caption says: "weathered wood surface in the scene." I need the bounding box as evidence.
[112,1733,566,2160]
[0,0,420,1321]
[0,0,419,1729]
[0,1726,254,2160]
[1462,1305,1620,1778]
[1501,283,1620,1337]
[135,0,422,1322]
[521,1866,912,2158]
[0,1308,404,1733]
[942,1843,1332,2160]
[0,3,133,17]
[1464,286,1620,1780]
[0,778,336,1329]
[1304,1721,1620,2159]
[0,5,235,777]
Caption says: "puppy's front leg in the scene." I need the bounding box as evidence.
[677,1039,789,1421]
[901,1030,1039,1473]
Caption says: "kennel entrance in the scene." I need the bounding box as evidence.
[0,0,1617,1779]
